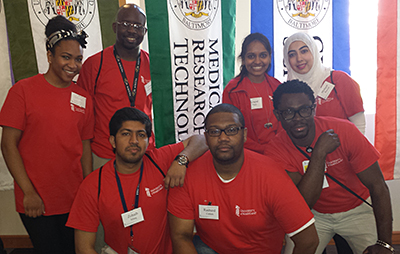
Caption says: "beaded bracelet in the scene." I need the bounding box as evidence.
[376,239,395,253]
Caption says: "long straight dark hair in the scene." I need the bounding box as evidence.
[227,32,273,100]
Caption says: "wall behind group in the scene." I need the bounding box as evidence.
[1,0,399,238]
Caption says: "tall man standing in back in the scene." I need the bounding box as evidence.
[78,4,154,168]
[77,4,153,252]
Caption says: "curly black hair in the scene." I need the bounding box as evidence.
[272,79,315,110]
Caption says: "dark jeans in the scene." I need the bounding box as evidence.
[322,234,354,254]
[333,234,354,254]
[0,238,6,254]
[19,213,75,254]
[193,235,218,254]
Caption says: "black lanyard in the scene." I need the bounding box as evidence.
[114,161,144,237]
[113,45,141,107]
[292,142,373,208]
[293,143,312,160]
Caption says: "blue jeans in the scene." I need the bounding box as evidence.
[193,235,218,254]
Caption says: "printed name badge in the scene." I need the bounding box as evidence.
[318,81,335,100]
[302,160,310,173]
[322,164,329,188]
[302,160,329,189]
[198,205,219,220]
[70,92,86,108]
[121,207,144,228]
[144,81,152,96]
[250,97,263,110]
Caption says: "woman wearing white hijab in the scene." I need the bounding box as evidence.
[283,32,365,134]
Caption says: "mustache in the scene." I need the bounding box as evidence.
[216,144,232,150]
[126,145,140,150]
[125,33,140,38]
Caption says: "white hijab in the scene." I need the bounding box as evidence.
[283,32,331,94]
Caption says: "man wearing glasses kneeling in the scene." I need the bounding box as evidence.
[265,79,393,254]
[168,103,318,254]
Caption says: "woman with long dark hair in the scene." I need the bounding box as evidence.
[223,33,281,153]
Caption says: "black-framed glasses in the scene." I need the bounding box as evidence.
[116,21,147,33]
[277,105,315,120]
[205,126,245,137]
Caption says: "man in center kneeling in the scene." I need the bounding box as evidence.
[168,103,319,254]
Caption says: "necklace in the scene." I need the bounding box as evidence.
[250,78,273,129]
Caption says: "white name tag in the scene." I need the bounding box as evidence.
[302,160,309,173]
[199,205,219,220]
[250,97,263,110]
[121,207,144,228]
[318,81,335,100]
[145,81,152,96]
[70,92,86,108]
[302,160,329,189]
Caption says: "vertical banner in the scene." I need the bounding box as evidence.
[0,0,14,191]
[4,0,118,83]
[250,0,349,82]
[28,0,103,74]
[375,0,398,180]
[146,0,236,146]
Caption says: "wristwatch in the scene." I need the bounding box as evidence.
[175,154,189,168]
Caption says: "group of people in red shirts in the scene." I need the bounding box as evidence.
[0,3,393,254]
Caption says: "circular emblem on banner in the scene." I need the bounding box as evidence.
[31,0,95,31]
[169,0,219,30]
[277,0,330,30]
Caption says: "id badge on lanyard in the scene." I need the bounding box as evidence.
[114,161,145,254]
[302,160,329,188]
[113,46,141,107]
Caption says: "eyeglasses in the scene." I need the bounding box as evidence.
[116,21,147,33]
[277,105,315,120]
[205,126,245,137]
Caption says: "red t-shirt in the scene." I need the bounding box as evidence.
[0,74,94,215]
[265,117,380,213]
[77,46,153,158]
[168,150,314,254]
[315,70,364,119]
[223,74,281,154]
[67,143,183,254]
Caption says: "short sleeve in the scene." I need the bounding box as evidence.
[0,83,27,131]
[332,71,364,117]
[66,174,100,232]
[168,181,195,220]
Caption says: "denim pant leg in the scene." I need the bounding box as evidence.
[193,235,218,254]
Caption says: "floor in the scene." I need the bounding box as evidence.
[5,250,34,254]
[5,245,400,254]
